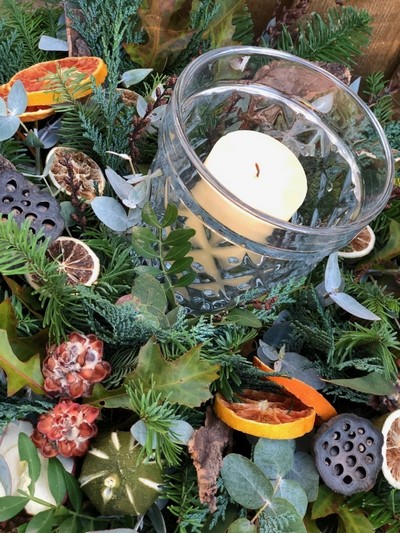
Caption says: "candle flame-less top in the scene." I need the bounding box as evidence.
[204,130,307,222]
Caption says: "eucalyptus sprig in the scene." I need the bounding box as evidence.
[131,202,196,308]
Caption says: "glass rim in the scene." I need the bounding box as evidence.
[171,45,394,237]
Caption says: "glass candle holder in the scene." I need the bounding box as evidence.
[151,46,394,313]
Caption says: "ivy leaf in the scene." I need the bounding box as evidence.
[123,0,195,71]
[253,438,295,479]
[0,496,30,521]
[127,338,219,407]
[221,453,273,509]
[0,330,44,395]
[228,518,257,532]
[203,0,248,48]
[324,372,396,396]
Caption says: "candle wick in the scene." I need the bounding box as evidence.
[255,162,260,178]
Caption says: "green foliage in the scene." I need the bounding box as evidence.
[127,382,187,466]
[275,6,372,66]
[126,338,220,407]
[364,71,394,124]
[0,138,31,170]
[0,390,53,432]
[384,120,400,151]
[0,0,61,75]
[131,202,196,307]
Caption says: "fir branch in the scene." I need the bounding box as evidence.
[1,0,60,70]
[0,21,24,84]
[0,138,31,170]
[126,382,184,467]
[364,72,394,124]
[275,6,372,66]
[102,346,138,388]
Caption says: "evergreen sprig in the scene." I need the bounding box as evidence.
[0,390,54,432]
[275,6,372,66]
[364,71,394,124]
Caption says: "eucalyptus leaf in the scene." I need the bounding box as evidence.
[221,453,273,509]
[0,453,12,495]
[253,438,295,480]
[257,340,279,362]
[0,115,20,141]
[59,201,75,227]
[262,498,307,533]
[329,292,380,321]
[227,518,257,533]
[47,457,67,505]
[136,94,148,118]
[122,180,149,208]
[121,68,153,87]
[23,131,45,148]
[105,167,133,201]
[324,253,342,293]
[91,196,129,232]
[18,433,41,487]
[131,273,167,312]
[149,105,167,125]
[278,353,325,390]
[38,117,62,149]
[126,207,143,227]
[274,478,308,518]
[0,98,7,116]
[7,81,27,116]
[39,35,69,51]
[169,419,194,445]
[285,452,320,502]
[131,419,157,448]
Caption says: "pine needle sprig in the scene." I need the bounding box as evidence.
[43,67,94,104]
[126,382,184,467]
[276,6,372,66]
[0,390,55,432]
[364,71,394,124]
[0,21,24,84]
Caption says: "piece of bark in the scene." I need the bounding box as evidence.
[0,155,16,173]
[188,406,232,513]
[63,1,91,57]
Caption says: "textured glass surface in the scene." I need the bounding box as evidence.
[152,47,394,313]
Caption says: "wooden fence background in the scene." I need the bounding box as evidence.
[247,0,400,80]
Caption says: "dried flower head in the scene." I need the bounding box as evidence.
[31,400,100,458]
[43,332,111,399]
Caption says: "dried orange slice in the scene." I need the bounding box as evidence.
[338,225,375,259]
[46,147,105,202]
[47,236,100,286]
[214,389,316,439]
[7,56,107,106]
[0,83,54,122]
[381,409,400,489]
[253,356,337,422]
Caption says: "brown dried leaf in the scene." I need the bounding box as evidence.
[123,0,195,71]
[188,406,232,513]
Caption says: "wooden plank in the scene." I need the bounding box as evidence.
[247,0,400,78]
[302,0,400,78]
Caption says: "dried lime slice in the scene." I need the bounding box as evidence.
[382,409,400,489]
[338,225,375,259]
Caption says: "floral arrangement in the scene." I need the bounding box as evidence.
[0,1,400,532]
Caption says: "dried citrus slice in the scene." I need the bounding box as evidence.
[46,147,105,202]
[338,225,375,259]
[381,409,400,489]
[7,56,107,106]
[214,389,316,439]
[253,356,337,421]
[47,236,100,286]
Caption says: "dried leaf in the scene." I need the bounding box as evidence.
[123,0,195,71]
[188,407,232,512]
[204,0,248,48]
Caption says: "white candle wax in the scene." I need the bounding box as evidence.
[182,130,308,295]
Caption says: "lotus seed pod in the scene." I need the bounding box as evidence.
[79,431,163,515]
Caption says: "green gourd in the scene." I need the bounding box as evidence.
[79,431,163,515]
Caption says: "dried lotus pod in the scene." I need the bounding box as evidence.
[46,147,105,202]
[314,413,383,496]
[0,170,64,241]
[79,431,163,515]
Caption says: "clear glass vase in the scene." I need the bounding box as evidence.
[151,46,394,313]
